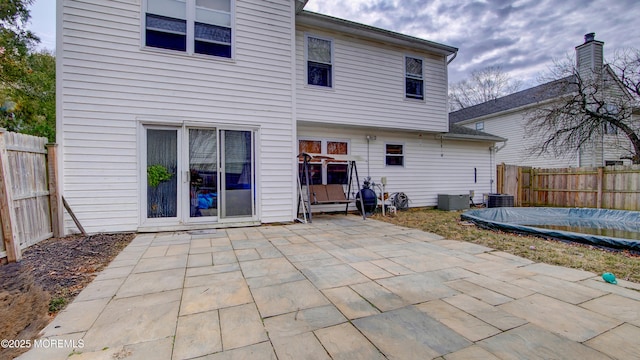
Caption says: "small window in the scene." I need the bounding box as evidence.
[405,56,423,100]
[605,160,623,166]
[475,122,484,131]
[299,140,322,155]
[386,144,404,166]
[307,35,332,87]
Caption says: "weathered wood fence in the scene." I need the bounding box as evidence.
[497,163,640,210]
[1,129,61,263]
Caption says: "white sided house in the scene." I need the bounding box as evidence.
[57,0,504,234]
[450,34,636,168]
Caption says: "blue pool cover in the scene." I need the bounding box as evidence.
[461,207,640,252]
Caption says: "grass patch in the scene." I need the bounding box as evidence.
[373,208,640,283]
[49,297,68,313]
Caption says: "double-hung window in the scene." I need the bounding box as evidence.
[405,56,424,100]
[385,144,404,166]
[145,0,233,58]
[306,35,333,87]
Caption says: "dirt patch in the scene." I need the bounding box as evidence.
[0,233,134,359]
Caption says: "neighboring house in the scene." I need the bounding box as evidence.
[450,34,636,168]
[57,0,504,234]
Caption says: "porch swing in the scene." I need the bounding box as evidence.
[296,153,366,223]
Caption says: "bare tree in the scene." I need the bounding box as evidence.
[449,65,522,111]
[525,50,640,164]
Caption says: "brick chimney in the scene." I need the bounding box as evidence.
[575,32,604,78]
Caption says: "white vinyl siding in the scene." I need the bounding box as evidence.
[296,25,449,133]
[59,0,295,233]
[298,124,496,207]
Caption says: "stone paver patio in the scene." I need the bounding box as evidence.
[18,215,640,359]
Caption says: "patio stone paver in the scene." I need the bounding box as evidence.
[40,297,111,337]
[584,323,640,359]
[511,274,607,304]
[132,254,188,273]
[442,345,501,360]
[463,273,535,299]
[239,257,298,278]
[499,293,622,342]
[349,281,409,312]
[444,294,527,331]
[301,264,370,289]
[173,310,222,360]
[263,305,346,339]
[19,215,640,360]
[81,289,181,352]
[271,332,332,360]
[348,261,394,279]
[521,262,595,281]
[322,286,381,319]
[315,323,386,360]
[219,303,268,350]
[477,323,610,359]
[376,272,460,304]
[73,277,126,302]
[444,279,513,306]
[251,279,330,317]
[353,306,472,359]
[416,300,501,342]
[116,268,184,298]
[580,293,640,326]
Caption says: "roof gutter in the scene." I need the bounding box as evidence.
[297,11,457,56]
[447,51,457,65]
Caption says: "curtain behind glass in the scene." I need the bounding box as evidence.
[147,129,178,218]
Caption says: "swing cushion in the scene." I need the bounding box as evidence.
[310,184,351,204]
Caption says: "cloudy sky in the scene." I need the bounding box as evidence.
[28,0,639,87]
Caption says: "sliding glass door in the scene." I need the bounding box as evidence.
[220,130,254,218]
[143,125,255,226]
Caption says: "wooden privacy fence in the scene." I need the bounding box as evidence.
[1,129,62,263]
[497,163,640,210]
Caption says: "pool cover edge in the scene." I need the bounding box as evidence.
[461,207,640,252]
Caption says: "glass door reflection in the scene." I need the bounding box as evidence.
[189,128,218,218]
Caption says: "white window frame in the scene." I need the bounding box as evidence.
[405,55,424,100]
[305,33,334,88]
[475,121,484,131]
[142,0,235,59]
[298,137,350,184]
[385,143,405,167]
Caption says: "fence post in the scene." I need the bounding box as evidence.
[47,143,63,237]
[596,167,603,209]
[0,129,21,262]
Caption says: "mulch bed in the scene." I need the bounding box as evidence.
[0,233,135,359]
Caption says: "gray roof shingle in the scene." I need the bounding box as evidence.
[449,76,575,124]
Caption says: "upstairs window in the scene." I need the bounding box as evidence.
[306,35,333,87]
[385,144,404,166]
[145,0,233,58]
[405,56,424,100]
[145,0,187,51]
[475,121,484,131]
